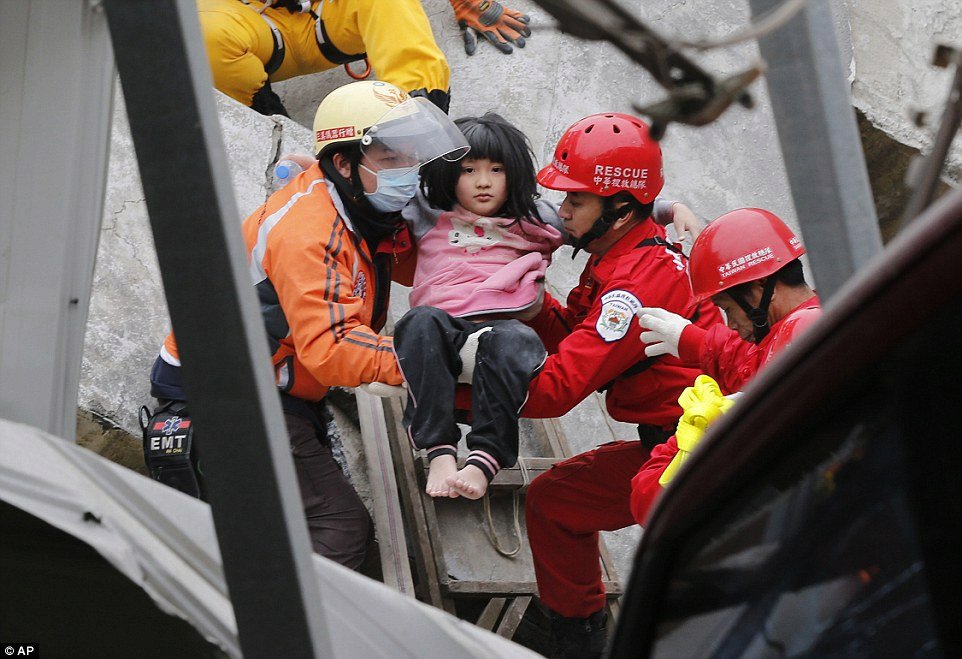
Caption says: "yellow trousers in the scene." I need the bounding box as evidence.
[198,0,450,106]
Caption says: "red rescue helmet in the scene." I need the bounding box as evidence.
[537,113,664,204]
[689,208,806,301]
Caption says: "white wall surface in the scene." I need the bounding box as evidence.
[847,0,962,181]
[277,0,799,225]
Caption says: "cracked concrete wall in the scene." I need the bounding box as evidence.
[848,0,962,183]
[81,0,959,586]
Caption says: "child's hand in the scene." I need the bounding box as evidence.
[670,202,705,241]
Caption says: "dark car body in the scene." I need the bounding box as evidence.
[610,189,962,658]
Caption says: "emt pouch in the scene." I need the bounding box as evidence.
[139,401,201,499]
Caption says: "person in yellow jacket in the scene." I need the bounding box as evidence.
[199,0,532,116]
[142,81,468,569]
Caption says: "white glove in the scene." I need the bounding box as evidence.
[458,326,493,384]
[639,307,691,358]
[358,382,407,398]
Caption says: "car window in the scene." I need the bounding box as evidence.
[641,293,962,659]
[651,400,941,657]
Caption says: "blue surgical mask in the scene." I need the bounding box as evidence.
[360,165,420,213]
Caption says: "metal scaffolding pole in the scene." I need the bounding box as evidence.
[102,1,331,656]
[748,0,883,300]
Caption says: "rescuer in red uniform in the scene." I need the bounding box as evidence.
[520,112,722,658]
[630,207,821,522]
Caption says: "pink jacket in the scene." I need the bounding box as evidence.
[409,204,563,318]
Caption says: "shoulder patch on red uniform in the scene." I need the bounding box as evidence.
[596,289,643,342]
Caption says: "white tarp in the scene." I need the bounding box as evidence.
[0,417,537,658]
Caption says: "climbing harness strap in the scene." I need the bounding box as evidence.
[313,0,368,65]
[240,0,367,75]
[239,0,287,75]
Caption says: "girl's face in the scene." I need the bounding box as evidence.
[456,158,508,217]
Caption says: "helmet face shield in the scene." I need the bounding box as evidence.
[360,97,470,174]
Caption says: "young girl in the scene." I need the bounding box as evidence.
[394,112,564,500]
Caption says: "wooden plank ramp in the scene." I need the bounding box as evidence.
[355,389,416,597]
[350,396,623,640]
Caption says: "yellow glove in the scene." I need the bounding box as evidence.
[449,0,532,55]
[659,375,735,487]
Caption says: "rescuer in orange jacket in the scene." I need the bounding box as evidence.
[198,0,533,116]
[519,112,722,658]
[142,81,468,570]
[630,208,822,522]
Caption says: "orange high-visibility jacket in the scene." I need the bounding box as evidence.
[162,163,408,401]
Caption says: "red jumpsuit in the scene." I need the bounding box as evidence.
[629,295,822,525]
[523,219,722,618]
[677,294,822,394]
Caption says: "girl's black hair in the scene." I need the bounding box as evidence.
[420,112,543,223]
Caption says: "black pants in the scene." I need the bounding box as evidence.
[149,358,372,568]
[394,306,546,481]
[284,411,373,569]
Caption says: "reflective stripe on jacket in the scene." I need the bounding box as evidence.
[162,163,404,401]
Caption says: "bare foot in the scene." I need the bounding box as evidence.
[446,465,490,500]
[426,454,458,498]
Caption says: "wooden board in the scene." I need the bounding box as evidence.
[355,390,415,597]
[496,596,531,638]
[442,580,623,598]
[383,397,448,610]
[416,456,558,491]
[379,400,625,635]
